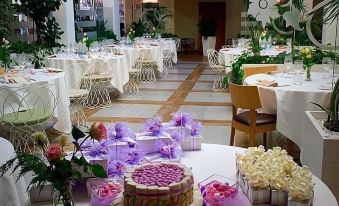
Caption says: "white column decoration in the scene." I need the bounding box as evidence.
[53,0,76,44]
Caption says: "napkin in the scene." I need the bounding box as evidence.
[256,79,278,87]
[47,68,63,73]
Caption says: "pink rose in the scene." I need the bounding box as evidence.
[90,122,107,141]
[46,144,63,161]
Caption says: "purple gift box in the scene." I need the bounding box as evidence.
[162,122,192,139]
[106,141,130,160]
[181,135,202,151]
[135,132,173,154]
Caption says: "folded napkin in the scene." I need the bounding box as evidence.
[256,79,278,87]
[47,68,63,73]
[4,76,28,84]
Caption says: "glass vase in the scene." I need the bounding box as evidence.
[53,184,75,206]
[306,66,312,81]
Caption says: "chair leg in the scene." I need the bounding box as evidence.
[249,131,256,147]
[230,127,235,146]
[263,132,267,148]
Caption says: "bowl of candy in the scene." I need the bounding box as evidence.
[88,178,123,206]
[199,174,249,206]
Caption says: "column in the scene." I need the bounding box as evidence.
[53,0,76,44]
[103,0,121,39]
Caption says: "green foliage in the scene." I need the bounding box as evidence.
[0,0,11,39]
[40,17,64,47]
[161,32,179,39]
[309,0,339,24]
[247,23,263,55]
[0,125,107,205]
[12,0,66,44]
[0,40,11,67]
[142,6,173,31]
[131,20,147,37]
[96,20,117,41]
[198,17,217,38]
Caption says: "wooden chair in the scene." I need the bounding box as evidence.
[229,82,277,147]
[243,65,278,78]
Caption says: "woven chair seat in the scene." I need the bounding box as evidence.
[69,89,89,99]
[83,74,112,81]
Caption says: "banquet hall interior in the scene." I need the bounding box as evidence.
[0,0,339,205]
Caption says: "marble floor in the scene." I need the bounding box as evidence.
[84,54,257,147]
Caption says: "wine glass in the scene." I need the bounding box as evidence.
[322,57,334,79]
[286,38,292,48]
[284,55,293,75]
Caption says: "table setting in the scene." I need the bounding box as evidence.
[0,67,72,133]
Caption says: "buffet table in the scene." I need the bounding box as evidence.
[0,69,71,133]
[0,137,28,206]
[46,54,129,93]
[244,72,332,148]
[31,144,338,206]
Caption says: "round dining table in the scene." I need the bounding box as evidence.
[0,137,28,206]
[244,72,332,148]
[30,144,338,206]
[0,69,72,133]
[46,53,129,93]
[110,45,164,73]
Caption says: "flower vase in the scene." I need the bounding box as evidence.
[53,185,75,206]
[306,67,312,81]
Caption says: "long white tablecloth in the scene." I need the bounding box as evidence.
[0,70,72,133]
[244,72,332,147]
[31,144,338,206]
[111,45,164,73]
[46,55,129,93]
[0,137,28,206]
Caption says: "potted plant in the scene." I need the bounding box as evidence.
[198,17,217,56]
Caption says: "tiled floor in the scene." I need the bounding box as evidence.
[84,56,246,147]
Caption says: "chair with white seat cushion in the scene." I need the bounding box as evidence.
[207,49,228,90]
[83,59,113,109]
[65,60,94,126]
[0,83,57,153]
[124,51,144,95]
[137,50,157,83]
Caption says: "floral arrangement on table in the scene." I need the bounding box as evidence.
[127,28,136,44]
[0,38,11,68]
[150,27,160,39]
[81,33,93,52]
[236,146,314,205]
[299,47,314,81]
[0,124,108,206]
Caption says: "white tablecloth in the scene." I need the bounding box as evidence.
[0,70,71,133]
[111,45,164,73]
[135,38,177,63]
[244,72,332,147]
[31,144,338,206]
[0,137,28,206]
[46,55,129,93]
[219,47,287,67]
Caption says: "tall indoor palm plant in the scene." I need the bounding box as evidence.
[142,6,173,31]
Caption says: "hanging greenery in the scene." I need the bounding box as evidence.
[12,0,66,44]
[0,0,11,40]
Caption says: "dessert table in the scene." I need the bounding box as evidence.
[46,54,129,93]
[30,144,338,206]
[0,69,72,133]
[244,72,332,148]
[109,45,164,73]
[0,137,28,206]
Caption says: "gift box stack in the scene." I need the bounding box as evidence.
[236,146,314,206]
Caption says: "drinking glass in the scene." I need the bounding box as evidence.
[286,38,292,48]
[232,38,238,48]
[322,57,334,79]
[284,55,293,74]
[293,60,304,85]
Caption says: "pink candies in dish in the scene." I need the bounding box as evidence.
[132,163,184,186]
[97,182,122,198]
[205,181,238,204]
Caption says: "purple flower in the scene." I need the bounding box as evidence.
[125,148,144,165]
[155,140,180,158]
[171,113,193,127]
[189,121,203,136]
[143,116,163,136]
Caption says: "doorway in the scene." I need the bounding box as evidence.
[198,2,226,51]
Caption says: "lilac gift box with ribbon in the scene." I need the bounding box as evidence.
[181,135,202,151]
[135,132,173,154]
[162,122,192,138]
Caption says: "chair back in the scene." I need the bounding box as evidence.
[207,49,222,68]
[0,82,58,127]
[163,50,172,60]
[66,60,95,91]
[134,51,145,71]
[243,65,277,78]
[174,38,181,51]
[229,82,261,110]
